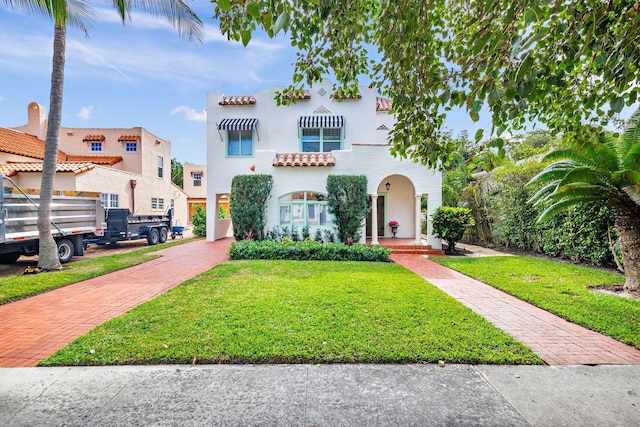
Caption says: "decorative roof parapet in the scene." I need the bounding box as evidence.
[219,95,257,105]
[272,152,336,167]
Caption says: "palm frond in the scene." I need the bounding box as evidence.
[528,180,560,205]
[623,108,640,155]
[612,169,640,186]
[542,148,599,168]
[122,0,204,43]
[559,166,612,187]
[622,185,640,207]
[528,163,575,185]
[537,195,602,223]
[623,141,640,171]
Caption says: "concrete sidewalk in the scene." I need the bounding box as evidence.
[1,364,639,426]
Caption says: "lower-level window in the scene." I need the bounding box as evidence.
[151,197,165,210]
[101,193,119,208]
[278,191,332,227]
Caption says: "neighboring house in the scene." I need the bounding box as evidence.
[206,80,442,248]
[183,163,209,224]
[2,102,188,226]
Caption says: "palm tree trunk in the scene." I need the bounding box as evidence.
[615,204,640,291]
[37,23,66,271]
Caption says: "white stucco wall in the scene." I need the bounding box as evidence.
[207,80,442,248]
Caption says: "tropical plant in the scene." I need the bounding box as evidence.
[4,0,203,271]
[431,207,475,254]
[229,174,273,240]
[192,205,206,238]
[326,175,369,244]
[529,111,640,291]
[171,158,184,188]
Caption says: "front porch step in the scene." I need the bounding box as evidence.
[374,243,446,256]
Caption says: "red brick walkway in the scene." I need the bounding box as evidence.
[0,239,231,367]
[392,254,640,365]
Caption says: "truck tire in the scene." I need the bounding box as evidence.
[57,239,75,263]
[147,228,160,245]
[159,227,168,243]
[0,252,21,264]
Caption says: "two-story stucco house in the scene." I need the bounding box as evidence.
[3,102,188,226]
[206,80,442,248]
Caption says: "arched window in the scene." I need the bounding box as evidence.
[278,191,332,227]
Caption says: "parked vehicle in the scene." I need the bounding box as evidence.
[0,175,105,264]
[84,208,172,247]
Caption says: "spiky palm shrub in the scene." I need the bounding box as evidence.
[529,111,640,291]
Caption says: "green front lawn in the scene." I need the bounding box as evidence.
[434,256,640,349]
[41,260,542,366]
[0,238,196,305]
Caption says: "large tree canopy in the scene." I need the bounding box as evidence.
[213,0,640,168]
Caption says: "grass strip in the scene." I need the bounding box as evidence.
[41,260,542,366]
[434,256,640,349]
[0,238,196,305]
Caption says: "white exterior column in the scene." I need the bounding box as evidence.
[415,194,422,245]
[371,194,379,245]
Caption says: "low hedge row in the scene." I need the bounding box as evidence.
[228,240,391,262]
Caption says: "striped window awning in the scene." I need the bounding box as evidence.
[298,115,344,128]
[217,118,258,131]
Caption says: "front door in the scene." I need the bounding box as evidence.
[366,195,385,237]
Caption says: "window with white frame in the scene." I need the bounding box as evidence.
[90,142,103,152]
[300,128,342,152]
[227,129,253,157]
[193,172,202,187]
[278,191,332,227]
[157,156,164,178]
[124,142,138,153]
[151,197,165,210]
[101,193,119,208]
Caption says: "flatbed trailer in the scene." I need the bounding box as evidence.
[0,175,105,264]
[84,208,172,246]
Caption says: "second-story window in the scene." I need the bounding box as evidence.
[90,142,103,152]
[125,142,138,153]
[301,128,342,152]
[157,156,164,178]
[193,172,202,187]
[227,129,253,157]
[299,115,344,152]
[101,193,119,208]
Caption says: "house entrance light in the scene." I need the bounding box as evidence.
[385,179,391,191]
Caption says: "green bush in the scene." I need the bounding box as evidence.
[326,175,369,243]
[192,205,206,238]
[229,240,391,262]
[230,174,273,240]
[432,207,475,254]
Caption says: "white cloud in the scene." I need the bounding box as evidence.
[171,105,207,122]
[78,105,94,120]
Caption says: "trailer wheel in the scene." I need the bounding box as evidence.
[0,252,21,264]
[147,228,160,245]
[159,227,168,244]
[57,239,75,263]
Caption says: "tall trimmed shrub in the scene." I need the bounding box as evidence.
[192,205,206,238]
[230,174,273,240]
[326,175,369,243]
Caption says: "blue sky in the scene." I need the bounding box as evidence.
[3,1,605,165]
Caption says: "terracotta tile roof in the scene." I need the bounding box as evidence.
[376,97,392,112]
[273,152,336,167]
[82,134,106,142]
[0,127,66,162]
[118,135,141,142]
[66,155,123,166]
[283,90,311,100]
[0,162,96,176]
[219,95,256,105]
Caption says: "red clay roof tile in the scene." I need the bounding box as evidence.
[376,97,392,112]
[0,162,96,176]
[66,155,123,166]
[82,134,106,142]
[118,135,141,142]
[272,152,336,167]
[0,127,66,162]
[219,95,257,105]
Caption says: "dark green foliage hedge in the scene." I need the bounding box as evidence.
[431,207,475,254]
[230,174,273,240]
[192,205,206,238]
[326,175,369,243]
[229,240,391,262]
